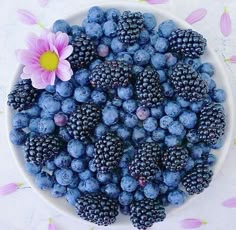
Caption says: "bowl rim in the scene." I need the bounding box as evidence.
[5,1,235,227]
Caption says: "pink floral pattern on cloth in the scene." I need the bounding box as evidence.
[16,31,73,89]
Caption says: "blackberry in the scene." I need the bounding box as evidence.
[168,29,207,58]
[130,198,166,230]
[117,11,144,44]
[198,103,226,145]
[75,193,119,226]
[24,135,63,166]
[7,79,39,111]
[94,132,123,172]
[67,33,96,71]
[170,63,208,102]
[182,163,213,195]
[136,67,164,107]
[162,146,189,172]
[66,103,101,143]
[129,143,162,185]
[89,61,132,89]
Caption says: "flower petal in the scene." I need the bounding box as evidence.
[222,197,236,208]
[16,50,39,65]
[147,0,169,4]
[0,183,22,196]
[38,0,49,7]
[220,7,232,37]
[17,9,38,25]
[56,60,73,81]
[60,45,73,59]
[26,33,40,50]
[181,219,204,229]
[185,8,207,25]
[48,218,56,230]
[55,32,69,54]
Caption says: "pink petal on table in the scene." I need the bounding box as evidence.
[222,197,236,208]
[181,219,207,229]
[225,55,236,63]
[38,0,49,7]
[220,7,232,37]
[17,9,38,25]
[146,0,169,4]
[0,183,23,196]
[48,219,56,230]
[185,8,207,24]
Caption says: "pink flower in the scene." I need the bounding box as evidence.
[181,218,207,229]
[16,31,73,89]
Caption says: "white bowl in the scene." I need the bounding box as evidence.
[6,1,235,228]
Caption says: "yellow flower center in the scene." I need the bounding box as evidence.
[40,51,59,71]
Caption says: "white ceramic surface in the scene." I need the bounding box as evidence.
[6,1,235,228]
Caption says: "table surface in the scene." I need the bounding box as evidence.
[1,0,236,229]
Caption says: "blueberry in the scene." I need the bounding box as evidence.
[55,169,73,186]
[45,160,57,171]
[176,97,190,108]
[103,20,117,37]
[91,89,107,104]
[156,70,166,83]
[168,190,187,205]
[111,37,127,54]
[191,145,204,159]
[158,20,177,38]
[143,117,158,132]
[133,49,150,66]
[150,30,159,46]
[112,98,123,107]
[67,139,85,158]
[212,89,226,103]
[54,113,67,126]
[124,114,138,128]
[144,44,156,56]
[201,73,211,87]
[162,82,174,97]
[105,53,116,61]
[58,127,72,142]
[74,69,90,86]
[151,53,167,69]
[136,106,150,120]
[143,13,157,31]
[165,135,181,147]
[105,8,121,21]
[66,188,81,205]
[117,52,133,65]
[38,118,55,134]
[185,157,195,171]
[132,65,144,76]
[97,44,109,57]
[35,172,54,190]
[120,176,138,192]
[168,121,185,136]
[45,85,56,93]
[122,100,137,113]
[74,86,91,103]
[207,154,216,166]
[78,181,87,193]
[138,29,150,45]
[134,190,145,201]
[160,115,174,129]
[71,25,83,36]
[179,111,197,129]
[155,37,169,53]
[85,177,100,193]
[119,191,133,205]
[211,137,224,149]
[24,105,41,118]
[54,152,72,168]
[40,110,54,119]
[89,159,97,172]
[117,85,133,100]
[120,205,130,215]
[39,95,61,114]
[117,125,131,140]
[94,123,108,138]
[96,171,112,184]
[102,105,119,126]
[152,128,166,141]
[51,184,67,198]
[190,101,204,113]
[165,53,177,67]
[25,162,41,175]
[85,22,102,39]
[164,101,181,118]
[104,183,120,199]
[199,63,215,76]
[88,6,105,23]
[127,43,140,55]
[56,81,74,98]
[163,171,181,187]
[79,169,93,180]
[132,127,146,143]
[52,19,71,33]
[183,58,201,70]
[186,129,199,143]
[112,174,120,184]
[10,129,27,145]
[86,144,94,158]
[209,80,216,92]
[151,106,164,119]
[144,183,159,199]
[13,113,29,128]
[101,36,112,46]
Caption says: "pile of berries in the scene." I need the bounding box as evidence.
[8,6,226,230]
